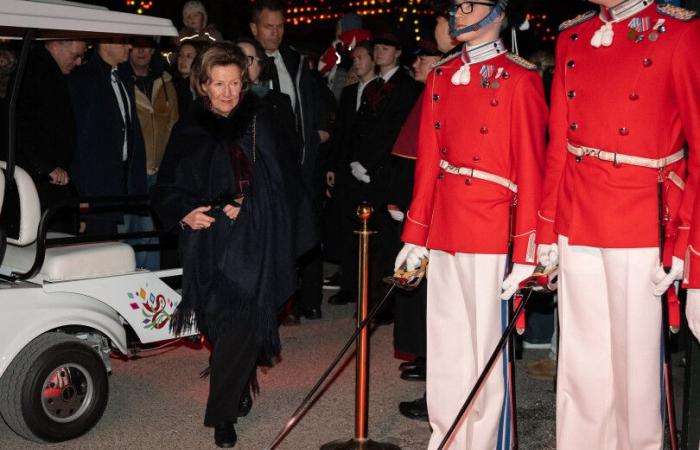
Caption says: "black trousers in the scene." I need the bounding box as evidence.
[204,321,258,427]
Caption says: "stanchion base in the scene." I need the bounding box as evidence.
[320,438,402,450]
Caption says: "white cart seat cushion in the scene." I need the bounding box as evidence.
[2,232,136,282]
[0,161,41,246]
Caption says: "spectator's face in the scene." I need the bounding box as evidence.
[251,9,285,53]
[177,44,197,77]
[352,47,374,79]
[51,40,87,75]
[237,42,262,82]
[202,64,243,117]
[412,55,440,82]
[434,16,456,53]
[100,41,132,66]
[373,44,400,69]
[185,12,205,32]
[130,46,155,72]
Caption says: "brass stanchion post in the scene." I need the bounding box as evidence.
[320,204,401,450]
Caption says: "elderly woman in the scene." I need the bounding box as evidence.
[151,43,315,448]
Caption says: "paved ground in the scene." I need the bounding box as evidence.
[0,287,685,450]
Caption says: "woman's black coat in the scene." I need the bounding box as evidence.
[151,93,317,361]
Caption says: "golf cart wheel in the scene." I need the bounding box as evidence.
[0,332,109,442]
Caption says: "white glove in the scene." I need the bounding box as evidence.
[350,162,370,183]
[652,256,684,296]
[687,289,700,341]
[387,206,405,222]
[500,263,536,300]
[394,243,429,272]
[537,243,559,269]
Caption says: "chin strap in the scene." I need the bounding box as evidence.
[449,0,508,38]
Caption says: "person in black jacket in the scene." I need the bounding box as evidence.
[15,40,86,233]
[151,43,316,448]
[69,38,147,234]
[250,0,330,321]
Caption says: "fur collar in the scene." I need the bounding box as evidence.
[189,91,260,143]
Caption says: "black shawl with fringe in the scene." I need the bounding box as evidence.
[151,93,317,362]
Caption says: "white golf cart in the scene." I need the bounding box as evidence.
[0,1,196,443]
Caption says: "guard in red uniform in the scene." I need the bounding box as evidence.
[537,1,700,449]
[394,1,547,448]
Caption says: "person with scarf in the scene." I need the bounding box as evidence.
[151,43,316,448]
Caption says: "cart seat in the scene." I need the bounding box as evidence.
[0,163,136,282]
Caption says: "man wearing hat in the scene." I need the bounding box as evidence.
[330,30,421,309]
[395,0,547,447]
[537,1,700,448]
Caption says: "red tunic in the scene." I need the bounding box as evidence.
[537,5,700,264]
[401,51,547,264]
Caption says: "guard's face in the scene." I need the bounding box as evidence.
[373,44,401,69]
[251,9,285,53]
[202,64,242,117]
[435,16,457,53]
[588,0,621,7]
[177,44,197,77]
[351,47,374,79]
[185,12,204,32]
[452,2,495,42]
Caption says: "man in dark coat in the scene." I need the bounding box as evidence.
[69,38,147,234]
[331,32,422,307]
[15,40,86,233]
[251,0,330,320]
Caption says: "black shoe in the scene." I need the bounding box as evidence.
[400,366,426,381]
[323,271,342,290]
[399,397,429,422]
[399,357,425,372]
[214,422,237,448]
[328,290,356,305]
[238,389,252,417]
[297,307,323,320]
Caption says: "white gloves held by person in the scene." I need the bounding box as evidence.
[652,256,684,296]
[394,243,429,272]
[350,161,370,184]
[500,263,536,300]
[686,289,700,341]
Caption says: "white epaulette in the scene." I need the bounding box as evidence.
[506,53,537,71]
[431,51,461,69]
[559,10,597,31]
[657,4,697,21]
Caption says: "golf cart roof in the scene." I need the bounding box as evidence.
[0,0,177,40]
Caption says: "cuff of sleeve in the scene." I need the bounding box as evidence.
[684,244,700,288]
[674,227,690,260]
[401,211,429,246]
[512,231,537,264]
[536,211,557,245]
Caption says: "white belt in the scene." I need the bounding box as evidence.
[439,160,517,193]
[567,142,686,169]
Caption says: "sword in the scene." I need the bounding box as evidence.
[436,264,556,450]
[265,262,428,450]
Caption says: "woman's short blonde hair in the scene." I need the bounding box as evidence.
[190,42,250,96]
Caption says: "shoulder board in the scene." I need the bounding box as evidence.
[505,53,537,71]
[559,10,597,31]
[432,51,461,69]
[657,4,697,21]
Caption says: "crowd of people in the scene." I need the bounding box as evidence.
[2,0,700,448]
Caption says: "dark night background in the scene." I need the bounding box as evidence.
[80,0,692,57]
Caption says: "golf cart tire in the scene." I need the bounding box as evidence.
[0,332,109,443]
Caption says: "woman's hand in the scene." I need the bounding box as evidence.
[182,206,215,230]
[223,196,244,220]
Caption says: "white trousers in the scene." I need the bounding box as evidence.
[426,251,512,450]
[557,236,664,450]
